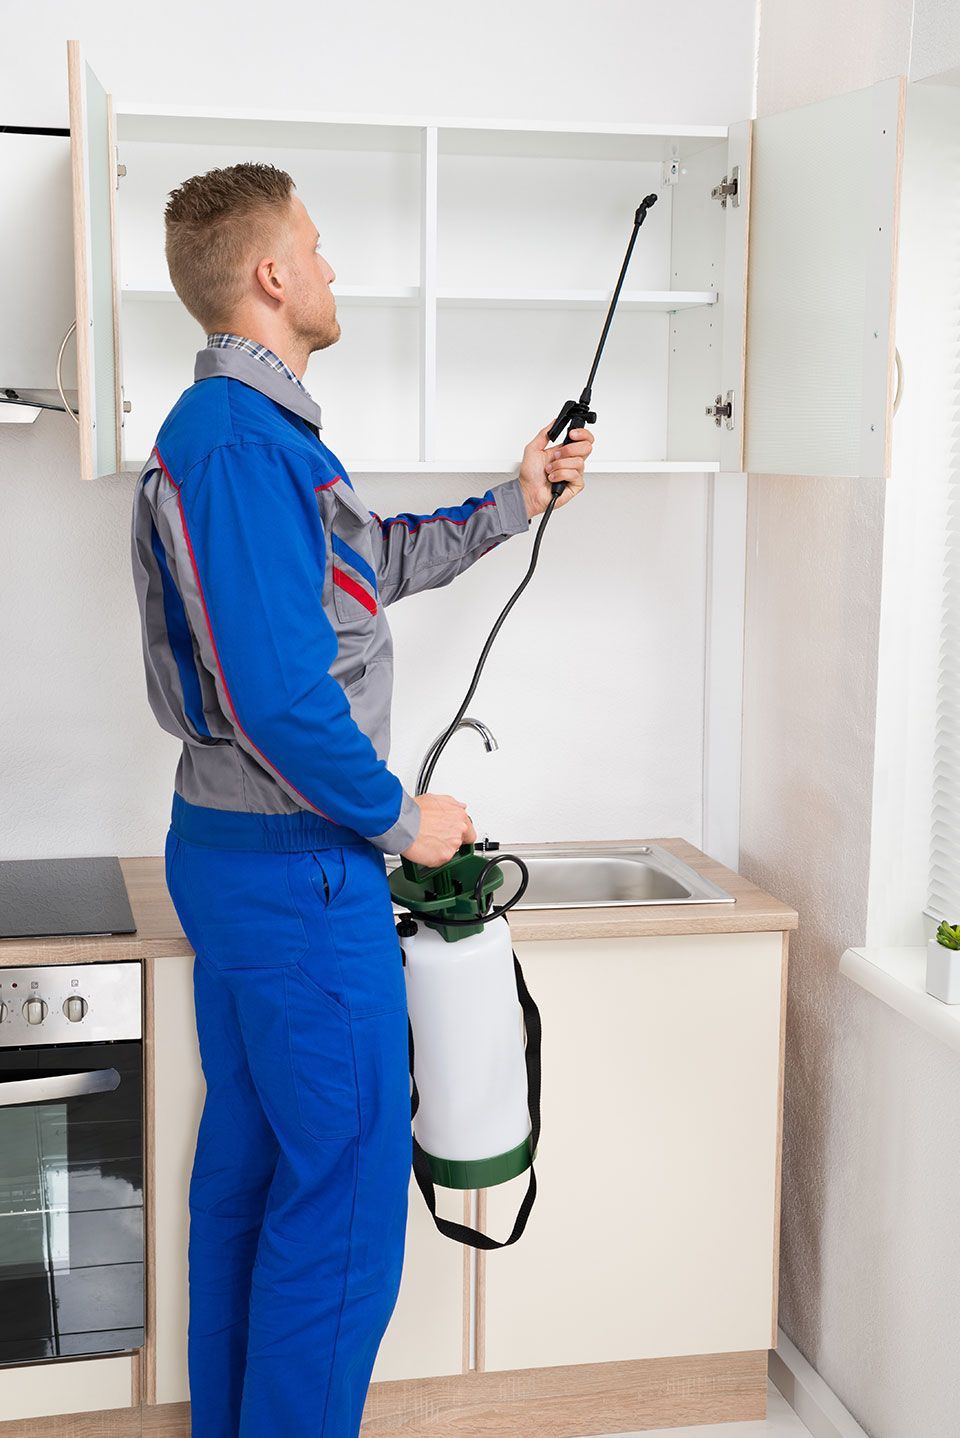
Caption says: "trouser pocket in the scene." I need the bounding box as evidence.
[288,844,408,1020]
[307,848,348,907]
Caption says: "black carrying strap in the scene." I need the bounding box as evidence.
[406,950,541,1250]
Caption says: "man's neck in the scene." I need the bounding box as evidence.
[223,324,309,380]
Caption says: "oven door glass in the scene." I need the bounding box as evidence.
[0,1040,143,1364]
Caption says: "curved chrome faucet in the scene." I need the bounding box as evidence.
[415,716,499,796]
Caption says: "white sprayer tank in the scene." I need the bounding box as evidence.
[401,914,534,1189]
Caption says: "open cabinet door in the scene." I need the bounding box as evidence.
[744,76,905,479]
[719,118,752,473]
[67,40,122,480]
[665,120,751,471]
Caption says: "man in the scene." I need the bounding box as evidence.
[130,161,591,1438]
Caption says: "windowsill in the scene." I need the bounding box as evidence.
[840,947,960,1055]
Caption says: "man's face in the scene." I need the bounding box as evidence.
[280,192,341,353]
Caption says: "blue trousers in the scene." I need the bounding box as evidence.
[164,830,412,1437]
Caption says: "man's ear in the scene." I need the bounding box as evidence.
[255,255,284,305]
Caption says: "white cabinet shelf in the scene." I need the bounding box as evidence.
[114,103,727,157]
[121,283,716,312]
[437,288,718,311]
[122,282,422,306]
[119,449,718,476]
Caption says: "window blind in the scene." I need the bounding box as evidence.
[928,235,960,925]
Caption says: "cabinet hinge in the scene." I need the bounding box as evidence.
[711,165,739,208]
[705,390,735,429]
[116,154,126,187]
[661,157,680,187]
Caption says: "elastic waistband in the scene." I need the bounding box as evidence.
[170,792,370,853]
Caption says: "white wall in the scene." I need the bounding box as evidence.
[0,0,758,860]
[741,4,960,1435]
[754,0,912,115]
[7,0,757,128]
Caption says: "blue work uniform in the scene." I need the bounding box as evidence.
[130,336,530,1437]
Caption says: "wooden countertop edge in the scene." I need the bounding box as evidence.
[0,837,798,967]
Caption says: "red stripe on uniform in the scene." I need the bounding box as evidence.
[333,567,378,615]
[153,446,335,822]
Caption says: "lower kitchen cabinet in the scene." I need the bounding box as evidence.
[150,953,203,1406]
[369,1175,465,1381]
[148,953,465,1407]
[481,932,787,1371]
[144,925,787,1425]
[0,1354,134,1425]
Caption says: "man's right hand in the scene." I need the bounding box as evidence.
[401,793,477,869]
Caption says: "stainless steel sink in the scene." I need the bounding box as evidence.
[387,844,735,910]
[499,844,735,909]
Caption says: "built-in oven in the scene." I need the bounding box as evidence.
[0,961,143,1365]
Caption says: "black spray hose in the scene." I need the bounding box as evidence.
[413,853,530,930]
[416,489,562,796]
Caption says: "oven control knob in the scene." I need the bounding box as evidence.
[0,1001,6,1022]
[23,998,47,1025]
[63,996,88,1022]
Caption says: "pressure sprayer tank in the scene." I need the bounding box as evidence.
[400,913,532,1187]
[389,845,541,1243]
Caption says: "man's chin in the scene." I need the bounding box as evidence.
[311,320,341,353]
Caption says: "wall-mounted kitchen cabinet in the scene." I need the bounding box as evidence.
[66,40,749,479]
[0,130,77,425]
[67,43,904,482]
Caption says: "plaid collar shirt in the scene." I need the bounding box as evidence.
[205,332,311,396]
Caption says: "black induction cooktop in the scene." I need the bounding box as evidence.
[0,856,137,939]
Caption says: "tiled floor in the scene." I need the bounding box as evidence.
[584,1381,813,1437]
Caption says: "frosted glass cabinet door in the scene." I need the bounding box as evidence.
[67,40,122,480]
[744,77,905,479]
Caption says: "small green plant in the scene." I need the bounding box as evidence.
[935,921,960,950]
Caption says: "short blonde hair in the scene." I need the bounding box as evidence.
[164,162,295,331]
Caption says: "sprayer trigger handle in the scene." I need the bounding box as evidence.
[547,396,594,444]
[567,409,596,438]
[549,406,597,496]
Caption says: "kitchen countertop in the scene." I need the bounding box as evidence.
[0,838,797,967]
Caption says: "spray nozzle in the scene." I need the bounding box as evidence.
[636,192,659,222]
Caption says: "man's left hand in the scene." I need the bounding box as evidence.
[517,424,595,518]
